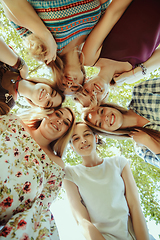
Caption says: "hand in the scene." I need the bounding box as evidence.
[43,31,57,64]
[129,129,151,146]
[19,61,29,79]
[113,69,138,85]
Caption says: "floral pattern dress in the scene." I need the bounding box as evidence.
[0,114,65,239]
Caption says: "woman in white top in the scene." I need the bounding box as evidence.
[64,122,149,240]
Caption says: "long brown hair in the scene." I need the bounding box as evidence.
[0,101,10,115]
[83,103,160,143]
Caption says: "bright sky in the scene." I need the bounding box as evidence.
[51,190,160,240]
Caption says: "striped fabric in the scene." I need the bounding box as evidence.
[10,0,112,53]
[129,78,160,168]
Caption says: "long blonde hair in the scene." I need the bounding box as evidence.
[83,103,160,142]
[25,34,86,92]
[19,106,76,157]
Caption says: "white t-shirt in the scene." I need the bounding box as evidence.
[65,156,134,240]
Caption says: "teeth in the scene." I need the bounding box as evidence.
[81,145,90,149]
[111,115,114,125]
[94,84,101,92]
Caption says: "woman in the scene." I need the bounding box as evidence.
[82,0,160,86]
[0,106,75,239]
[64,122,149,240]
[0,37,64,114]
[1,0,133,94]
[73,74,109,107]
[83,78,160,168]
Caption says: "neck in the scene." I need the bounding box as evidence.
[64,47,81,68]
[82,152,103,167]
[18,80,35,99]
[121,109,148,128]
[28,127,52,151]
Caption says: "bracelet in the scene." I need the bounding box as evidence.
[12,56,25,71]
[138,63,147,75]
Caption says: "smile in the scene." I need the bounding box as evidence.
[94,84,102,92]
[110,114,115,126]
[81,144,90,149]
[39,89,45,100]
[50,122,59,131]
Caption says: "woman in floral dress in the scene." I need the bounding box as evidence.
[0,107,75,239]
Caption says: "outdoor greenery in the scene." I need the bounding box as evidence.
[0,3,160,230]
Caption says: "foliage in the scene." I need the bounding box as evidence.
[0,3,160,225]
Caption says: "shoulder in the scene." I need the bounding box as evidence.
[104,155,129,172]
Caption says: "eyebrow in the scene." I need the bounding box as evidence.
[60,109,72,124]
[72,129,90,138]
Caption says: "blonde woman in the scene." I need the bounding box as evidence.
[0,106,75,239]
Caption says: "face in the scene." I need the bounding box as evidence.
[76,76,109,107]
[60,66,84,95]
[71,123,96,156]
[40,108,73,141]
[32,83,62,108]
[87,106,124,131]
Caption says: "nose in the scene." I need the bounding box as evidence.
[46,93,51,100]
[92,89,97,95]
[57,119,63,124]
[81,139,87,144]
[67,81,73,88]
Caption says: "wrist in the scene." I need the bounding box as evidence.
[12,56,25,71]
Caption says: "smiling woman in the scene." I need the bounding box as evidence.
[0,106,75,239]
[0,38,65,114]
[83,78,160,168]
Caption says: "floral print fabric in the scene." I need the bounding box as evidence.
[0,114,65,239]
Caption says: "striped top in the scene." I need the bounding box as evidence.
[11,0,112,53]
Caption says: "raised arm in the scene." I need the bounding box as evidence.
[64,180,106,240]
[121,163,149,240]
[82,0,133,66]
[0,37,28,78]
[114,47,160,85]
[1,0,57,63]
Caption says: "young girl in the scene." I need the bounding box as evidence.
[83,78,160,168]
[0,106,75,239]
[64,122,149,240]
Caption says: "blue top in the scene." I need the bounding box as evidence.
[11,0,111,53]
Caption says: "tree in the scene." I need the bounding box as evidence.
[0,3,160,225]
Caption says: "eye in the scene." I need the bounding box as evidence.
[51,89,54,96]
[84,88,89,93]
[84,133,90,137]
[100,108,104,115]
[55,111,61,117]
[64,120,69,126]
[46,101,50,107]
[73,137,79,142]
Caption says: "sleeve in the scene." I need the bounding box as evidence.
[10,21,32,39]
[134,144,160,169]
[0,113,14,135]
[64,166,75,182]
[0,174,61,239]
[117,156,129,174]
[101,0,112,15]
